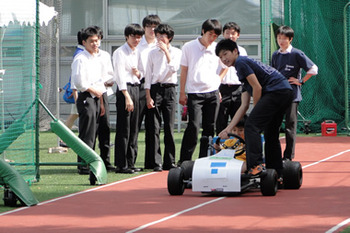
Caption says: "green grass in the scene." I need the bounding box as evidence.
[0,129,194,213]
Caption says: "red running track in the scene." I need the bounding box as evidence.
[0,136,350,233]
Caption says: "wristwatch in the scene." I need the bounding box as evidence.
[300,80,304,85]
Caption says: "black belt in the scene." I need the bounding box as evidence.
[127,82,140,86]
[221,84,241,87]
[154,83,177,88]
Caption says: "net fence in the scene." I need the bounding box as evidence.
[262,0,349,134]
[0,0,60,182]
[39,0,62,130]
[0,9,37,182]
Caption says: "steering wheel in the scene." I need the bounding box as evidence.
[215,133,246,156]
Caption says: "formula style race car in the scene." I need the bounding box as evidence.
[167,134,302,196]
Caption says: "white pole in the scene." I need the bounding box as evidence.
[0,69,5,134]
[0,29,5,134]
[55,18,60,146]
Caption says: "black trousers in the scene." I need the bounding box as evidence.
[145,84,176,168]
[216,84,242,135]
[137,80,149,165]
[97,92,111,167]
[179,90,220,162]
[138,80,147,130]
[283,102,299,160]
[115,85,139,169]
[76,91,101,166]
[245,89,294,175]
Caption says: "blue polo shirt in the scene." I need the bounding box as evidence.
[234,56,292,97]
[271,47,315,102]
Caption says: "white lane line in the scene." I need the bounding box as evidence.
[3,149,350,231]
[126,197,226,233]
[302,149,350,169]
[320,149,350,233]
[128,149,350,232]
[0,172,157,216]
[326,218,350,233]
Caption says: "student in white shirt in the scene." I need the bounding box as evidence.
[113,24,144,174]
[137,14,161,170]
[216,22,248,135]
[178,19,228,164]
[71,26,114,175]
[144,23,182,171]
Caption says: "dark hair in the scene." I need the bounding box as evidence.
[154,23,174,42]
[77,28,84,45]
[81,26,101,41]
[215,39,238,56]
[142,14,161,28]
[201,19,222,36]
[124,23,145,38]
[92,25,103,40]
[276,25,294,40]
[223,22,241,34]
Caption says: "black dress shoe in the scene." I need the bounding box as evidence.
[153,166,163,172]
[162,163,177,170]
[106,165,116,172]
[59,141,69,148]
[131,167,143,172]
[115,167,135,174]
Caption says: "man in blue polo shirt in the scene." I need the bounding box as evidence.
[271,25,318,161]
[216,39,293,180]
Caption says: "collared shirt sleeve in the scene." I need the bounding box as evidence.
[113,48,128,90]
[102,52,114,83]
[167,47,182,74]
[307,64,318,75]
[144,51,153,89]
[180,44,188,67]
[71,56,88,92]
[137,50,144,80]
[161,48,182,83]
[238,45,248,56]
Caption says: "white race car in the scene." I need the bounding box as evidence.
[167,134,302,196]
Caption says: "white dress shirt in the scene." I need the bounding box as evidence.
[181,37,224,93]
[144,45,182,89]
[137,35,157,79]
[221,45,247,85]
[112,42,143,90]
[71,49,113,98]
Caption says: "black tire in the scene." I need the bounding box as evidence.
[181,160,194,180]
[283,160,303,189]
[260,169,278,196]
[89,171,97,185]
[4,189,18,207]
[167,167,185,195]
